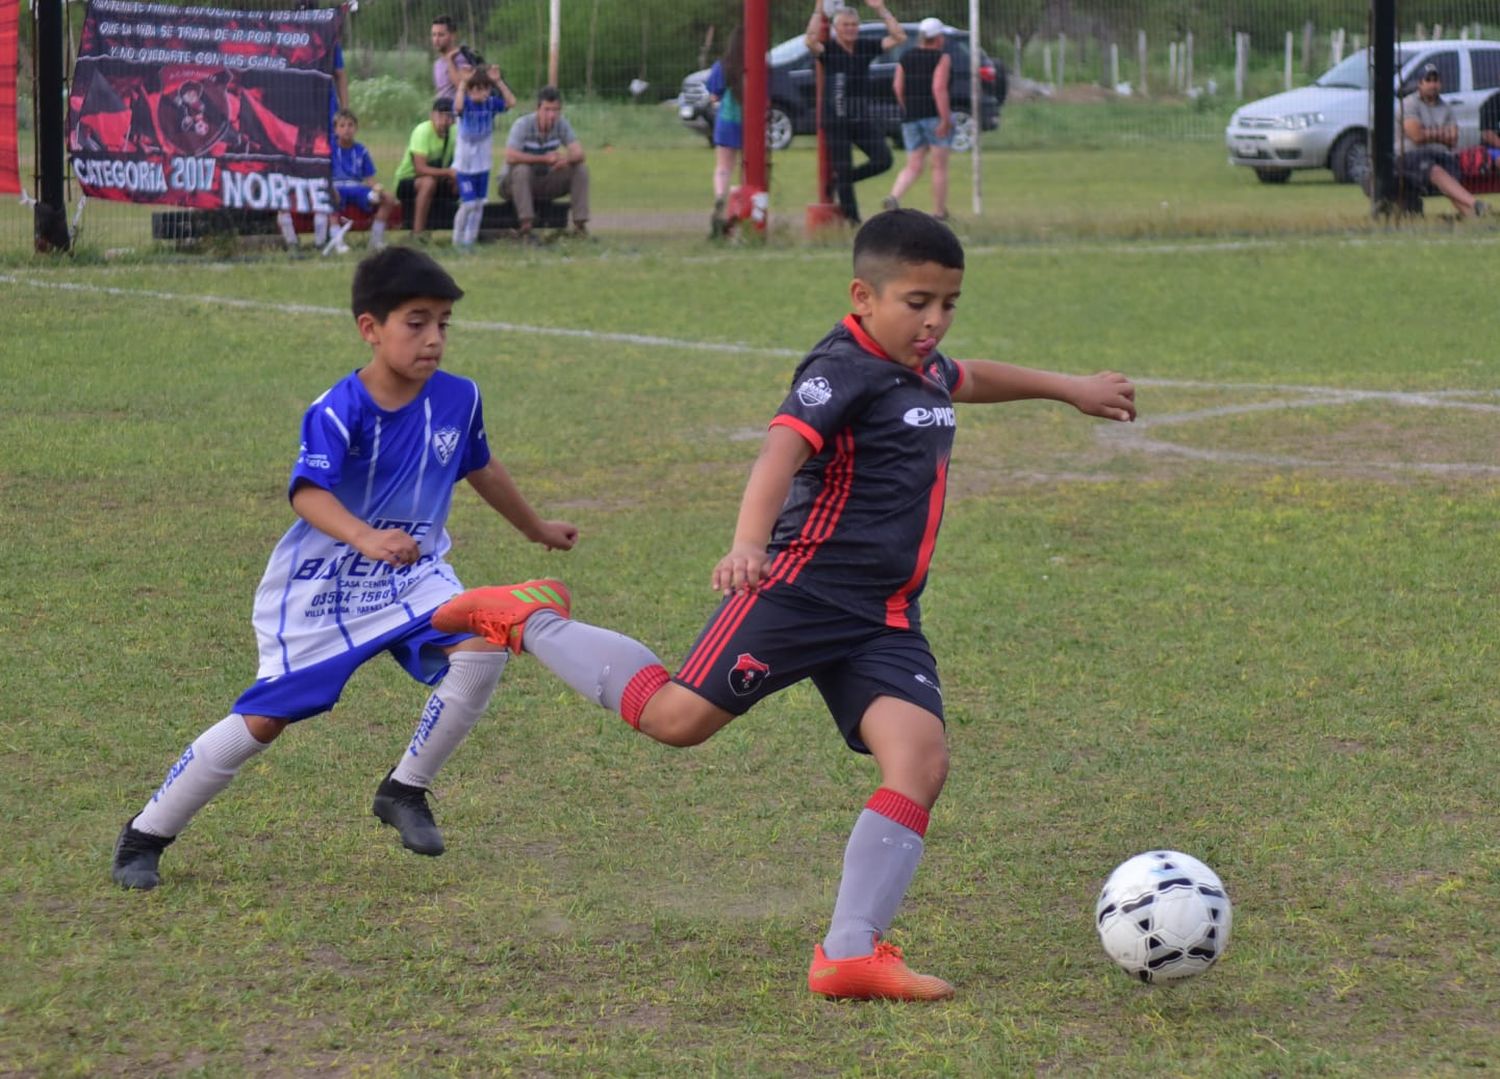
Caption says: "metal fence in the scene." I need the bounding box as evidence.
[5,0,1500,255]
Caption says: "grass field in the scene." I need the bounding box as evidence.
[4,225,1500,1075]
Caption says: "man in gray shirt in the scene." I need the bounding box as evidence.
[500,85,590,243]
[1399,63,1488,217]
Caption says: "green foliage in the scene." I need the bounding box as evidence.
[347,74,431,130]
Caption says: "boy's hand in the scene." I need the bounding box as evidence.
[530,520,579,551]
[713,543,772,596]
[1068,371,1136,422]
[358,527,421,567]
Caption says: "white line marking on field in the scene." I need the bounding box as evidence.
[9,271,1497,476]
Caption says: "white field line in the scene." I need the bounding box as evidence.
[8,271,1498,475]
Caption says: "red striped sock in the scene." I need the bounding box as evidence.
[865,787,930,837]
[619,664,670,729]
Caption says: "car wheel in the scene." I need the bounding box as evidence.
[1254,167,1293,184]
[949,110,976,153]
[1328,130,1368,184]
[766,107,793,151]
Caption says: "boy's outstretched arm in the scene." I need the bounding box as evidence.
[291,482,421,566]
[953,360,1136,422]
[712,424,813,595]
[465,457,578,550]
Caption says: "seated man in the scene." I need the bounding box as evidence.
[1399,63,1488,217]
[1482,88,1500,160]
[394,98,460,239]
[499,85,590,244]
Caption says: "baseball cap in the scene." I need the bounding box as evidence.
[918,17,944,39]
[1421,62,1441,79]
[431,96,454,113]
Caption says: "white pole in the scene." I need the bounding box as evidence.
[1043,43,1052,83]
[1168,42,1176,89]
[1058,33,1066,86]
[1137,29,1148,97]
[1284,31,1293,89]
[1110,41,1119,89]
[969,0,981,216]
[1185,31,1193,90]
[1235,32,1247,99]
[548,0,561,86]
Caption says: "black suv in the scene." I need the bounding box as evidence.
[678,23,1006,151]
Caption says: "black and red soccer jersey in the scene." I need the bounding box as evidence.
[764,315,966,630]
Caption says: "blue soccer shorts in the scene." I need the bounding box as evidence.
[335,182,379,212]
[456,170,490,203]
[671,583,945,754]
[233,616,472,722]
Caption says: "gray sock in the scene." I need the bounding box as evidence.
[821,808,925,959]
[133,713,268,838]
[522,609,662,712]
[392,650,507,789]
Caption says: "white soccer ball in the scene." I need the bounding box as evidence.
[1095,850,1232,983]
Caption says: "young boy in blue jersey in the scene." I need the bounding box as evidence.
[451,67,515,248]
[277,109,395,254]
[432,210,1136,999]
[112,247,578,890]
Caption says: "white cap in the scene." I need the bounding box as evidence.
[918,17,944,39]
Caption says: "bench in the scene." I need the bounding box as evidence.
[151,198,570,245]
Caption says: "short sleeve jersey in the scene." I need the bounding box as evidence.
[765,315,966,630]
[249,369,491,678]
[331,140,376,184]
[393,120,455,183]
[819,35,884,121]
[454,95,506,173]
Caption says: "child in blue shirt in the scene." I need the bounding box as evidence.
[111,247,578,890]
[452,67,516,247]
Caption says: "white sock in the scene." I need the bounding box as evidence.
[313,212,329,247]
[521,610,662,712]
[371,219,386,248]
[133,714,269,838]
[390,650,507,789]
[276,212,297,246]
[452,202,472,246]
[464,199,485,245]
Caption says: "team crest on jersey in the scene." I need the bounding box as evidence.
[797,376,833,407]
[432,426,461,465]
[728,652,771,696]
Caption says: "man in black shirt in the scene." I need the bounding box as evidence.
[883,17,953,219]
[806,1,906,223]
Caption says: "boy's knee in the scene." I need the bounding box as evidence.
[638,687,732,747]
[242,714,288,744]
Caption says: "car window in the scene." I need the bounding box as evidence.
[1471,48,1500,90]
[1411,50,1460,90]
[1315,47,1413,90]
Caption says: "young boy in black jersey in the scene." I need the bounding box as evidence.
[434,210,1136,1000]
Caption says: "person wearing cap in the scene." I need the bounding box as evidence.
[883,17,953,220]
[1398,62,1488,217]
[394,98,461,240]
[806,0,906,223]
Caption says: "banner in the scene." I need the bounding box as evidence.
[70,0,341,210]
[0,0,17,195]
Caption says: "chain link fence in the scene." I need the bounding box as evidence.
[4,1,1500,255]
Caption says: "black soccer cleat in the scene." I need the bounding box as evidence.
[372,771,445,856]
[111,817,175,890]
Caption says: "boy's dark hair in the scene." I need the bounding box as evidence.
[432,13,457,30]
[537,84,563,105]
[852,209,965,285]
[464,67,494,91]
[333,107,358,125]
[351,247,464,321]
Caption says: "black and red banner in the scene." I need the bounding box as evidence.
[69,0,341,210]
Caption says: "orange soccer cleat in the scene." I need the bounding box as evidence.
[807,940,955,1002]
[431,579,571,654]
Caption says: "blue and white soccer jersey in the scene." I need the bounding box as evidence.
[236,369,490,720]
[331,141,379,212]
[454,97,505,202]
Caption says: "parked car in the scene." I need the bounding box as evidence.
[1226,39,1500,183]
[678,23,1006,152]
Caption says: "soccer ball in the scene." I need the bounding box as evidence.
[1095,850,1232,983]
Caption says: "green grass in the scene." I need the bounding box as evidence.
[3,230,1500,1075]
